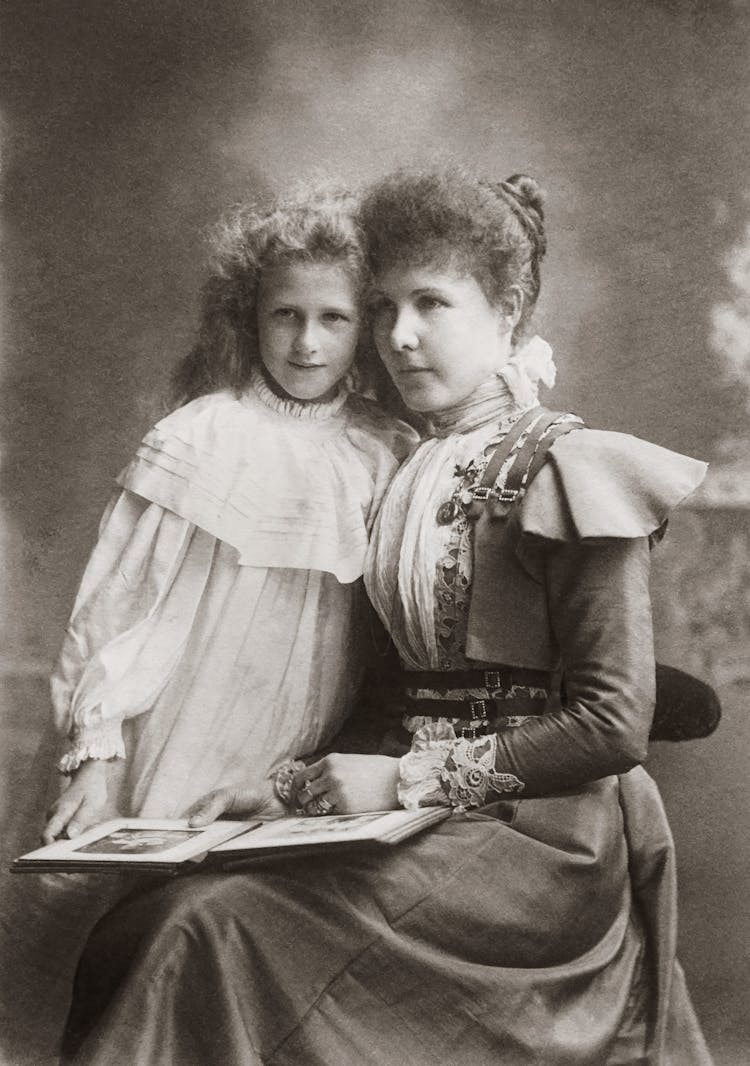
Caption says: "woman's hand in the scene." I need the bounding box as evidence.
[43,760,112,844]
[293,754,401,815]
[183,781,285,827]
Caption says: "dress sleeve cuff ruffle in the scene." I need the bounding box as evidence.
[58,721,126,775]
[520,428,707,542]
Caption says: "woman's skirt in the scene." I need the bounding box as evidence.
[63,768,713,1066]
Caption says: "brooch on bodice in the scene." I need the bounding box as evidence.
[435,457,520,526]
[436,460,485,525]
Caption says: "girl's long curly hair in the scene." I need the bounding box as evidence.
[171,187,386,408]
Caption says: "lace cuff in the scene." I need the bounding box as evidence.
[440,734,525,811]
[397,723,525,812]
[58,720,126,775]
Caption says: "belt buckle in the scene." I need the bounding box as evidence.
[483,670,503,690]
[469,699,488,721]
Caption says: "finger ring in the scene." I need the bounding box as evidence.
[307,796,336,817]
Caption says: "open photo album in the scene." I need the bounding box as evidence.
[12,809,451,875]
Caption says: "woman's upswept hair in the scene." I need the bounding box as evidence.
[171,187,369,406]
[359,167,547,339]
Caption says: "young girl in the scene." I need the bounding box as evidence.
[0,188,416,1065]
[42,188,416,841]
[61,168,714,1066]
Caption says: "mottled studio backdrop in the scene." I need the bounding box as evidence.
[2,0,749,1062]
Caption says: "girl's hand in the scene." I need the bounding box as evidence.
[43,760,112,844]
[183,781,285,827]
[293,754,400,815]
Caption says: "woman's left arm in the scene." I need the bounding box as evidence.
[490,535,655,795]
[293,538,656,814]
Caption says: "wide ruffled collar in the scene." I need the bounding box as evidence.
[117,385,414,583]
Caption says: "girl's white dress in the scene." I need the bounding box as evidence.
[53,367,413,814]
[0,368,414,1064]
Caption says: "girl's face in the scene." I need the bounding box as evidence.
[257,261,361,402]
[369,265,517,412]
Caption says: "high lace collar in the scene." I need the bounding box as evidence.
[427,374,527,437]
[425,336,557,437]
[250,364,349,421]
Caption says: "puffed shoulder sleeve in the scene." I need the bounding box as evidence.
[483,429,707,795]
[520,428,707,542]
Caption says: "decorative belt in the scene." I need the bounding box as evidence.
[402,666,552,740]
[404,667,551,693]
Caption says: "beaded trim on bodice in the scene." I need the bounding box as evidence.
[433,419,525,671]
[432,413,580,671]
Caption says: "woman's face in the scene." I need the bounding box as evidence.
[257,261,361,402]
[369,265,516,412]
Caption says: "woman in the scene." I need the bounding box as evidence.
[62,168,713,1065]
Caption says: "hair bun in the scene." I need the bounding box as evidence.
[504,174,546,221]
